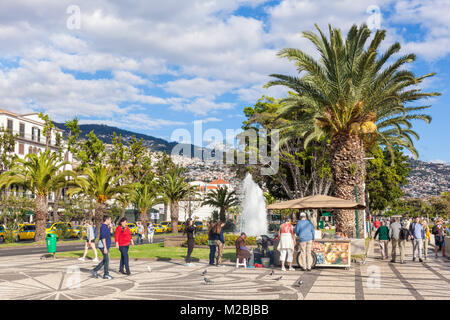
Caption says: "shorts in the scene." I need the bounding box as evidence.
[435,236,445,249]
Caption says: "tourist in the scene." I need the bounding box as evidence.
[404,217,412,230]
[277,217,296,271]
[236,232,251,264]
[432,218,446,258]
[389,217,405,264]
[78,220,99,262]
[184,218,196,266]
[374,221,390,260]
[115,217,134,275]
[91,215,113,279]
[421,219,431,260]
[213,221,226,267]
[409,217,424,262]
[147,221,154,244]
[294,212,315,271]
[136,221,144,245]
[208,222,217,266]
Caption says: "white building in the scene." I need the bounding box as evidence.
[0,109,72,166]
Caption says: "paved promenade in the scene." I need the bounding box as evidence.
[0,240,448,300]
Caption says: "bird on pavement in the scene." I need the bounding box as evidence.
[202,270,207,276]
[203,277,213,284]
[270,270,275,276]
[274,276,282,281]
[293,279,303,287]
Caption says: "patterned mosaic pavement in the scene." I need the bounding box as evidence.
[0,241,448,300]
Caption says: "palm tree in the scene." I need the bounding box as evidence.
[0,150,73,240]
[202,186,238,222]
[266,24,439,237]
[158,166,194,233]
[132,181,162,238]
[67,165,132,233]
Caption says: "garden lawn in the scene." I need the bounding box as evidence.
[57,243,237,262]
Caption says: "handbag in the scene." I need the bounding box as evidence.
[98,239,104,249]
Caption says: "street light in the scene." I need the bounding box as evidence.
[355,157,375,238]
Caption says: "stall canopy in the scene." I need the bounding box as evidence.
[266,194,366,210]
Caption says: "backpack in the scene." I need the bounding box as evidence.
[399,228,409,240]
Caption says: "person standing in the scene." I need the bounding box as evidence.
[115,217,134,275]
[294,212,315,271]
[432,218,446,258]
[78,220,99,262]
[208,222,216,266]
[136,221,144,245]
[277,217,296,271]
[374,221,390,260]
[409,217,425,262]
[184,218,196,266]
[147,221,155,244]
[421,219,431,260]
[389,217,406,264]
[91,215,113,279]
[214,221,226,267]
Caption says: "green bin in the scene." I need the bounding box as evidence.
[318,220,324,229]
[46,233,57,254]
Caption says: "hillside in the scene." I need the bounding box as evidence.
[402,158,450,198]
[54,122,206,158]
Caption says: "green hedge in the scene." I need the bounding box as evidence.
[194,233,257,246]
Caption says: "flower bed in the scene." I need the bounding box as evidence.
[194,233,257,246]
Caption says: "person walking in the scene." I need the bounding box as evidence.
[294,212,315,271]
[421,219,431,260]
[389,217,406,264]
[136,221,144,245]
[409,217,425,262]
[115,217,134,275]
[213,221,226,267]
[184,218,196,266]
[208,222,216,266]
[78,220,99,262]
[91,215,113,279]
[374,221,390,260]
[277,217,296,271]
[147,221,154,244]
[432,218,447,258]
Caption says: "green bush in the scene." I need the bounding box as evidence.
[4,230,16,243]
[194,233,257,246]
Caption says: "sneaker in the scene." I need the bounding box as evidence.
[307,269,312,272]
[281,267,286,272]
[90,270,98,278]
[390,259,396,263]
[93,258,99,262]
[288,267,295,271]
[119,270,126,275]
[126,270,131,275]
[78,257,85,261]
[419,258,423,262]
[103,275,113,280]
[412,258,416,261]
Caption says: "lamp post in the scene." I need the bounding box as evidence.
[355,157,375,239]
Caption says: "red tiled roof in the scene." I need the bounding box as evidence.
[209,178,230,185]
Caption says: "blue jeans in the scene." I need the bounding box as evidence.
[209,245,216,265]
[119,246,130,272]
[136,234,143,244]
[93,249,110,276]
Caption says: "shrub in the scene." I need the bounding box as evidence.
[194,233,256,246]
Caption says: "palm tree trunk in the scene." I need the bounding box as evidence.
[95,202,106,236]
[330,132,366,238]
[140,209,148,239]
[170,201,179,234]
[34,194,48,241]
[219,207,226,222]
[52,189,62,222]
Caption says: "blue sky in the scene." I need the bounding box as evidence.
[0,0,449,163]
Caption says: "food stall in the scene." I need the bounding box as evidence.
[267,194,365,269]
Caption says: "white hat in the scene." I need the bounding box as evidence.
[300,212,307,217]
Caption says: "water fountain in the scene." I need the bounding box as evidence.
[240,173,268,236]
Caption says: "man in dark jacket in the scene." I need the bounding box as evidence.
[92,215,113,279]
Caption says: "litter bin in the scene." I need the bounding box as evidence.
[46,233,57,254]
[318,220,324,229]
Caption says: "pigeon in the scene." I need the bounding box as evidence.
[203,277,213,284]
[147,266,152,272]
[270,270,275,276]
[294,279,303,287]
[202,269,207,276]
[274,276,283,281]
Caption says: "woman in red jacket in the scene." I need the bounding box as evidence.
[115,217,134,275]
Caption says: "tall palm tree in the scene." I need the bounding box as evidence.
[202,186,238,222]
[132,181,162,238]
[0,150,73,240]
[158,166,194,233]
[266,24,439,237]
[67,165,132,233]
